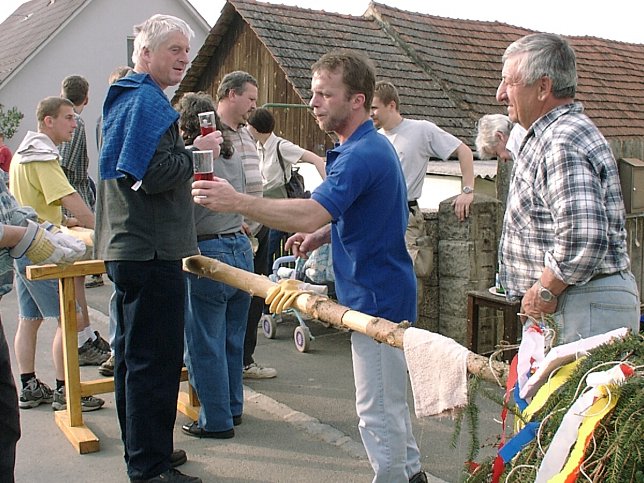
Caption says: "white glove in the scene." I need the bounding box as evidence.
[9,220,86,265]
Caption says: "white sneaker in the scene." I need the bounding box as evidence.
[243,362,277,379]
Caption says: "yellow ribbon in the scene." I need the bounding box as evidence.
[549,385,618,483]
[515,359,582,432]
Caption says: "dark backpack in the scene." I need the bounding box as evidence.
[276,141,310,199]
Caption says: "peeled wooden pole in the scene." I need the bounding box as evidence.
[183,255,509,385]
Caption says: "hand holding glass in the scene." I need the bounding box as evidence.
[198,111,216,136]
[193,150,214,181]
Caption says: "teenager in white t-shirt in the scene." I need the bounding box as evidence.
[370,81,475,222]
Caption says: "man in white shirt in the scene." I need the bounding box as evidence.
[371,81,475,285]
[371,81,475,220]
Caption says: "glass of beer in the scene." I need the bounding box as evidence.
[198,111,216,136]
[193,150,214,181]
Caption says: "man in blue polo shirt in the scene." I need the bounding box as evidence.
[192,49,426,483]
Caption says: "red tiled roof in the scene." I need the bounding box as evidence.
[179,0,644,142]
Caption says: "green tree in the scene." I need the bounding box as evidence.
[0,104,24,139]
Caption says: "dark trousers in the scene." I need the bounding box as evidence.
[106,260,185,481]
[0,315,20,483]
[243,225,270,367]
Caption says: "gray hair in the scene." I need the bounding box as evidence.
[131,14,194,65]
[216,71,258,102]
[502,32,577,99]
[475,114,513,159]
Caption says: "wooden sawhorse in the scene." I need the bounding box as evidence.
[26,260,199,454]
[466,289,522,361]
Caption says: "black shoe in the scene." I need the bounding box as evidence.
[170,449,187,468]
[130,468,201,482]
[181,421,234,439]
[233,414,242,426]
[410,471,428,483]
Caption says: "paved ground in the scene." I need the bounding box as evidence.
[4,276,506,482]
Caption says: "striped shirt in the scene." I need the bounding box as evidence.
[499,102,630,297]
[223,123,263,236]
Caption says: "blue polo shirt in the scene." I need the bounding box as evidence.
[312,120,416,323]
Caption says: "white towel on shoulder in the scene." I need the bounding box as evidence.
[403,327,469,418]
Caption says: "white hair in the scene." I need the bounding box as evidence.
[131,14,194,65]
[475,114,513,159]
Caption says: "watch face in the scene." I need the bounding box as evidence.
[462,186,473,194]
[539,287,553,302]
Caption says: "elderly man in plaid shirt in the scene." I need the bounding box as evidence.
[496,32,639,344]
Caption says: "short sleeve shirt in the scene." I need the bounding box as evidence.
[9,158,76,225]
[257,133,305,191]
[312,120,416,323]
[380,118,461,200]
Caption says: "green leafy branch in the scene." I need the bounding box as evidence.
[0,104,24,139]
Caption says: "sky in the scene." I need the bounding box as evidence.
[0,0,642,44]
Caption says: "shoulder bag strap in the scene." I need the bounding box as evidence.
[275,140,289,185]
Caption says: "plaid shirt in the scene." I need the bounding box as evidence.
[59,113,94,212]
[499,102,630,297]
[0,181,37,296]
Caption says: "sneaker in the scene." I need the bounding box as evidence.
[130,468,202,483]
[52,386,105,412]
[19,378,54,408]
[243,362,277,379]
[85,275,104,288]
[78,337,110,366]
[93,331,111,353]
[98,354,115,377]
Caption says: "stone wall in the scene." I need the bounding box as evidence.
[416,194,500,346]
[416,195,644,354]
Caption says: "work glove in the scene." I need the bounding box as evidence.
[9,220,86,265]
[265,279,316,314]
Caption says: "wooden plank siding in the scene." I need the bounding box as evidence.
[176,18,333,156]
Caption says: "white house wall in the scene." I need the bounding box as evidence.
[0,0,209,181]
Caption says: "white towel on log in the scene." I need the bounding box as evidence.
[403,327,469,418]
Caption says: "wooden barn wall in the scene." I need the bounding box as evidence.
[192,18,332,157]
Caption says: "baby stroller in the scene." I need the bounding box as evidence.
[260,246,333,352]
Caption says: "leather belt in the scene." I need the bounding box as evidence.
[408,200,418,209]
[197,231,242,242]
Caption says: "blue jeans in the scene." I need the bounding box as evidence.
[14,256,60,319]
[552,270,640,343]
[106,260,185,481]
[184,234,253,431]
[351,332,421,482]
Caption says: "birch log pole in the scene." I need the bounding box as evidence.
[183,255,509,385]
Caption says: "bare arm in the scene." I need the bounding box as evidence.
[299,150,326,179]
[193,177,332,234]
[451,142,475,221]
[284,224,331,258]
[60,192,95,228]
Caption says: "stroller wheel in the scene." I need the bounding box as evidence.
[293,326,311,353]
[261,314,277,339]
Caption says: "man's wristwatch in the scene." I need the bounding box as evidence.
[462,186,474,194]
[537,279,556,302]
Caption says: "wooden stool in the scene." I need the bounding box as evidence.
[26,260,194,454]
[466,289,522,361]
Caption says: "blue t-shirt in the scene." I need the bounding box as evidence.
[312,120,416,323]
